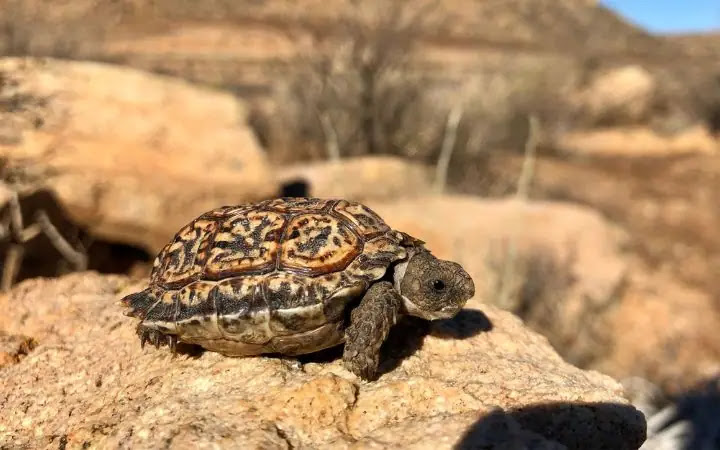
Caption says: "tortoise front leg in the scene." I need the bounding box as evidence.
[343,281,402,380]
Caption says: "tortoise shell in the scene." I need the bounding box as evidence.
[122,197,421,356]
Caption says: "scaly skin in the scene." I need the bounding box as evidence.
[342,281,402,380]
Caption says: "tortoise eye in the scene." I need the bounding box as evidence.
[432,279,445,292]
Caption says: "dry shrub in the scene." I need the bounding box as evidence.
[453,64,574,159]
[485,241,577,329]
[254,0,574,170]
[484,239,616,367]
[262,0,446,164]
[0,0,119,59]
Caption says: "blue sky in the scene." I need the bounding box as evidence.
[601,0,720,33]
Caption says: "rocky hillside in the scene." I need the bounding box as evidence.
[0,0,708,93]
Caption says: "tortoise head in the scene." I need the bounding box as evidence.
[396,251,475,320]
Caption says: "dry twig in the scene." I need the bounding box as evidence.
[515,114,540,200]
[434,102,464,194]
[0,190,88,292]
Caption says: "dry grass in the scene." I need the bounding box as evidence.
[483,240,615,367]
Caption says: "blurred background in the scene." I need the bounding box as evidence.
[0,0,718,447]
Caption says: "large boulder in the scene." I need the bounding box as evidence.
[557,125,719,157]
[277,156,433,202]
[572,65,657,126]
[0,57,276,254]
[0,273,645,449]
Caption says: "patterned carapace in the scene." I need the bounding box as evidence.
[150,198,393,287]
[122,198,419,354]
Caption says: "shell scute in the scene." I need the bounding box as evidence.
[279,213,362,276]
[333,200,390,239]
[200,204,253,220]
[152,218,218,288]
[176,281,216,322]
[264,197,332,213]
[265,273,329,334]
[174,281,218,339]
[215,275,272,344]
[204,210,285,279]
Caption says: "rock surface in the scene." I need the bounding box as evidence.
[0,332,36,369]
[0,57,276,254]
[0,273,645,449]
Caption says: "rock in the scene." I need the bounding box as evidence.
[277,156,433,202]
[573,65,657,125]
[557,125,719,157]
[0,273,645,449]
[369,195,630,367]
[0,57,276,254]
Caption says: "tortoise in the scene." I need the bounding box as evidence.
[120,197,475,380]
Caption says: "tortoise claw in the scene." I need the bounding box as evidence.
[152,332,161,349]
[136,324,174,353]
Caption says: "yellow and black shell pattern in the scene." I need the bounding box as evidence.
[121,198,419,354]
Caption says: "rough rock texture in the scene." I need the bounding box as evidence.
[0,273,645,449]
[370,195,630,367]
[0,332,36,368]
[277,156,433,202]
[0,57,276,254]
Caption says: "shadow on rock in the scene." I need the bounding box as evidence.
[297,308,493,377]
[174,342,206,359]
[430,308,494,339]
[456,401,647,450]
[378,308,493,377]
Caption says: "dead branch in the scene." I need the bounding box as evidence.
[1,244,23,292]
[0,190,88,292]
[35,210,88,271]
[515,114,540,200]
[316,109,341,162]
[7,191,24,243]
[434,103,464,194]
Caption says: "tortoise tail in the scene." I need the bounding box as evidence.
[120,288,159,319]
